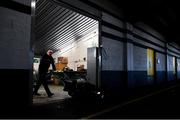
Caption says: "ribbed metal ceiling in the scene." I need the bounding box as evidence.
[34,0,98,55]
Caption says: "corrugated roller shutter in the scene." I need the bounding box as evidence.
[35,0,98,55]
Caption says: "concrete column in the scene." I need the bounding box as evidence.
[124,22,134,88]
[0,0,32,110]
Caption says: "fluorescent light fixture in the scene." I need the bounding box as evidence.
[31,0,36,8]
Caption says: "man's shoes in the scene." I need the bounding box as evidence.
[48,93,54,97]
[33,92,41,96]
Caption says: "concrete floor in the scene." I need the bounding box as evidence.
[33,84,71,105]
[29,81,180,119]
[1,81,180,119]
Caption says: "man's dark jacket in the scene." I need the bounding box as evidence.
[38,53,56,74]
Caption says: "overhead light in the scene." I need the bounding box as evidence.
[31,0,36,8]
[157,58,160,64]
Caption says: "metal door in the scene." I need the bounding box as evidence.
[87,47,98,86]
[147,48,155,84]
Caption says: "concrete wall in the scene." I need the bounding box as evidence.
[0,8,31,69]
[167,55,174,81]
[101,12,126,92]
[166,43,180,81]
[177,59,180,79]
[132,46,147,87]
[0,0,32,110]
[102,38,124,71]
[156,52,166,83]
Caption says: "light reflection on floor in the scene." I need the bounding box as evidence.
[33,84,71,105]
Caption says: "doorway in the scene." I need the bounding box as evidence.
[32,0,100,104]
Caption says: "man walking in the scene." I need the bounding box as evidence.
[33,49,56,97]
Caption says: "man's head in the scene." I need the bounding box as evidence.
[47,49,53,56]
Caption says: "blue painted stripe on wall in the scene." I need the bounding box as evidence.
[101,71,126,92]
[101,70,180,96]
[102,71,151,90]
[128,71,147,88]
[156,71,166,83]
[177,72,180,79]
[167,71,175,81]
[102,71,168,90]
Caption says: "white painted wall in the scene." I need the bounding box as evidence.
[53,27,98,71]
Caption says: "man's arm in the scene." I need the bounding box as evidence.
[51,57,56,71]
